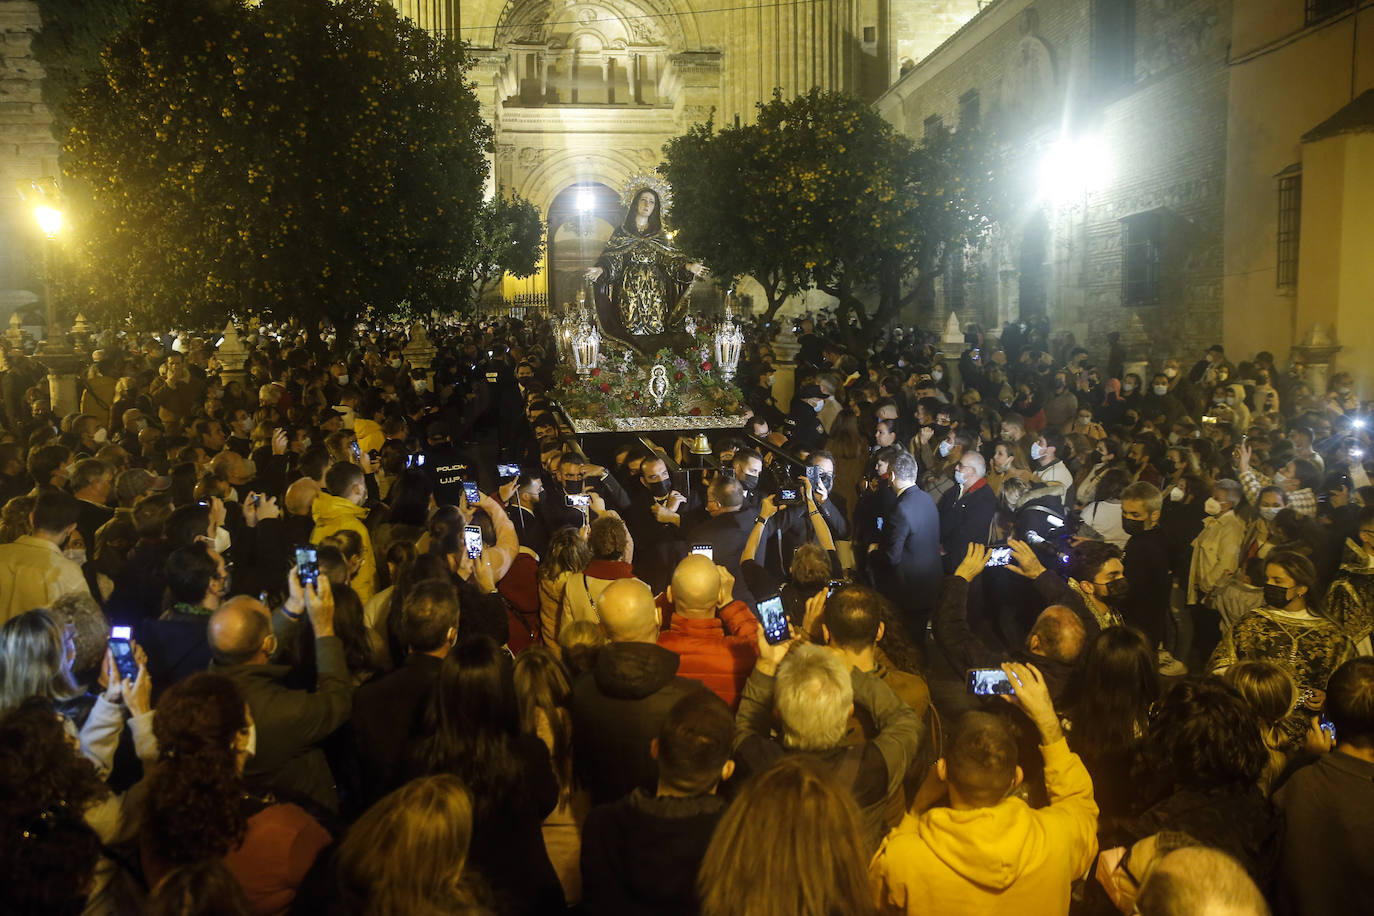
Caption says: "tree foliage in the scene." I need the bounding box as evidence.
[58,0,494,329]
[664,88,1006,335]
[455,191,545,311]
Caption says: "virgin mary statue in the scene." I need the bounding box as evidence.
[584,182,707,347]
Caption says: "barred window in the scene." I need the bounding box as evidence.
[1306,0,1355,26]
[1276,169,1302,290]
[1122,210,1162,307]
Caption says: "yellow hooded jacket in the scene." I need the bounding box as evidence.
[311,491,377,602]
[869,738,1098,916]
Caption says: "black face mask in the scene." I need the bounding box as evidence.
[563,477,584,495]
[741,473,760,491]
[648,478,671,498]
[1104,578,1130,604]
[1121,518,1146,538]
[1263,584,1292,608]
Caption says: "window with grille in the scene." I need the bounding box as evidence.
[1306,0,1355,26]
[923,114,944,139]
[958,91,980,130]
[1122,211,1162,306]
[1276,170,1302,290]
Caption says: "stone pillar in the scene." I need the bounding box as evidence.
[770,324,800,414]
[42,352,82,415]
[216,321,249,387]
[69,313,92,354]
[1291,323,1341,399]
[404,320,437,385]
[942,310,965,396]
[6,313,26,352]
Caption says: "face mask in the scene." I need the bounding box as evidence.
[938,440,953,458]
[1030,442,1044,461]
[813,401,824,413]
[1272,472,1286,487]
[1204,497,1223,516]
[1153,385,1168,396]
[336,374,350,385]
[390,359,403,369]
[1263,583,1293,608]
[63,461,78,478]
[1164,367,1178,379]
[1226,396,1237,406]
[953,469,967,487]
[415,379,429,393]
[933,370,943,381]
[213,526,232,555]
[648,478,671,498]
[242,721,257,758]
[64,548,86,564]
[1260,506,1281,522]
[1122,383,1135,393]
[1104,578,1130,603]
[237,419,253,436]
[740,473,759,491]
[563,477,584,495]
[1121,518,1146,538]
[1169,486,1184,502]
[93,427,108,444]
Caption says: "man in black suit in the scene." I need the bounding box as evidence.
[937,451,998,574]
[869,451,943,635]
[763,451,850,580]
[350,578,458,810]
[625,454,699,594]
[539,452,632,533]
[685,476,756,604]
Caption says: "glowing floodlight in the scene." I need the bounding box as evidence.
[576,187,596,213]
[1038,135,1110,203]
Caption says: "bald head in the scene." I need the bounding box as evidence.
[598,578,660,644]
[1026,605,1086,664]
[208,596,273,666]
[1137,847,1269,916]
[285,477,322,517]
[670,554,720,618]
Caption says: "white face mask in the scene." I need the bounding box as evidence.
[813,401,823,413]
[93,427,108,444]
[1030,442,1044,461]
[1260,506,1281,521]
[1164,367,1178,379]
[64,548,86,564]
[336,374,350,385]
[938,440,953,458]
[1204,497,1223,516]
[933,370,943,381]
[1123,383,1135,393]
[953,469,967,486]
[213,526,232,555]
[241,722,257,758]
[390,359,403,369]
[1272,472,1286,487]
[1169,486,1184,502]
[1153,385,1168,396]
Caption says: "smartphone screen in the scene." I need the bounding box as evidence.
[778,487,799,504]
[464,525,484,559]
[462,481,480,505]
[350,440,361,461]
[985,546,1013,568]
[1320,712,1337,743]
[497,463,521,479]
[567,494,591,509]
[876,516,884,532]
[758,595,790,645]
[108,627,138,680]
[691,544,714,560]
[295,545,320,587]
[966,668,1014,696]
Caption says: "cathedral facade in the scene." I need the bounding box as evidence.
[391,0,981,307]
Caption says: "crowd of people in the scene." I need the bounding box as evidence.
[0,310,1370,915]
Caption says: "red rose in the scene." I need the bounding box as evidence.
[591,368,602,377]
[674,371,685,381]
[562,375,574,385]
[600,383,610,393]
[689,407,702,416]
[701,361,712,371]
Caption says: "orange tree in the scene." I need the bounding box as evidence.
[58,0,493,328]
[664,89,1005,336]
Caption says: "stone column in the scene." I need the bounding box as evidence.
[216,321,249,388]
[942,310,965,397]
[404,320,437,386]
[1290,323,1341,399]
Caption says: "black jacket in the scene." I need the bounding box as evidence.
[1274,751,1374,916]
[571,642,706,805]
[350,652,441,807]
[139,608,213,701]
[581,789,727,916]
[871,484,943,619]
[1123,524,1172,647]
[937,479,997,573]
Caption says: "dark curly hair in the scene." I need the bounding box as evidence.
[1139,678,1267,795]
[144,673,250,864]
[0,697,108,916]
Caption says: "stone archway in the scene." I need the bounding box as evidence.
[546,181,622,308]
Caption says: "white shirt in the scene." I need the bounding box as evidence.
[0,534,92,624]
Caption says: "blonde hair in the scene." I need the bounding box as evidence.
[513,647,575,805]
[0,610,80,716]
[557,620,605,678]
[1225,660,1297,793]
[698,756,875,916]
[335,775,484,916]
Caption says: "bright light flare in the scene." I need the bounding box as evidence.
[1038,135,1110,203]
[576,188,595,213]
[34,205,62,239]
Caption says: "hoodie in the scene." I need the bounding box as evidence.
[571,642,705,805]
[870,738,1098,916]
[311,491,377,601]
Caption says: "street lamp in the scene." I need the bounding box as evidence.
[15,177,68,355]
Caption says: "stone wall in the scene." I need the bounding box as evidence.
[876,0,1231,367]
[0,1,58,319]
